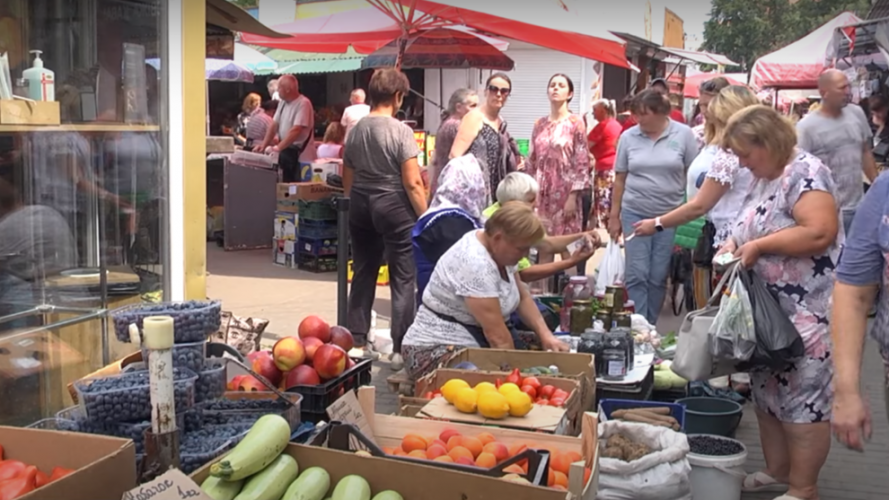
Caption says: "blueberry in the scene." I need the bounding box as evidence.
[688,435,744,456]
[77,368,197,422]
[113,301,222,343]
[194,360,226,403]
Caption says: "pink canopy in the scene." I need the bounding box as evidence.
[683,73,747,98]
[751,11,861,89]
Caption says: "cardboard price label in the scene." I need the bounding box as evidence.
[121,469,212,500]
[327,391,377,444]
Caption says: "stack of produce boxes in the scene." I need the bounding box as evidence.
[296,198,340,273]
[274,182,340,269]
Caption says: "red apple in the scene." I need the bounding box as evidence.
[298,315,331,343]
[314,344,347,380]
[282,365,322,388]
[302,337,325,362]
[328,325,354,352]
[237,375,266,392]
[247,350,282,387]
[272,336,306,371]
[227,374,248,391]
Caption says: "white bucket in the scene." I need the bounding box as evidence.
[687,435,747,500]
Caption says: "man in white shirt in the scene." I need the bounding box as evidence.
[341,89,370,139]
[255,75,314,182]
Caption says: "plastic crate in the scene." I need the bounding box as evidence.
[141,340,207,373]
[195,359,227,403]
[297,236,338,256]
[297,199,337,220]
[111,300,222,343]
[297,218,337,239]
[286,358,373,423]
[104,413,188,453]
[54,406,108,434]
[74,368,198,422]
[598,399,686,431]
[298,254,337,273]
[347,260,390,286]
[195,392,302,432]
[27,418,80,431]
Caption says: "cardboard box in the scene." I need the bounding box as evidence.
[445,349,597,414]
[415,369,582,435]
[273,238,296,268]
[274,212,297,240]
[0,426,135,500]
[0,100,60,125]
[276,182,339,202]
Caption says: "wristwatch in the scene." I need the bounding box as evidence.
[655,217,664,232]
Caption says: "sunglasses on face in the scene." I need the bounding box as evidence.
[488,85,511,96]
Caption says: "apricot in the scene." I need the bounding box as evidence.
[392,447,406,456]
[439,429,461,443]
[433,455,454,463]
[402,434,428,453]
[422,435,437,447]
[551,452,572,475]
[446,435,463,451]
[432,439,448,449]
[548,467,556,487]
[482,442,509,462]
[448,446,474,463]
[508,443,529,467]
[583,467,592,486]
[408,449,428,459]
[552,485,567,491]
[476,432,496,445]
[461,436,484,458]
[502,464,524,474]
[564,450,583,464]
[475,452,497,468]
[426,444,448,460]
[455,456,475,466]
[381,446,395,455]
[553,471,568,488]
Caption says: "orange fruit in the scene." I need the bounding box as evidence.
[448,446,474,462]
[476,432,496,445]
[422,436,437,447]
[402,434,428,453]
[564,451,583,464]
[547,467,555,486]
[426,444,448,460]
[381,446,394,455]
[433,455,454,463]
[446,435,463,451]
[392,447,406,456]
[502,464,524,474]
[455,456,475,466]
[475,452,497,468]
[439,429,461,443]
[553,471,568,488]
[509,443,529,467]
[408,449,428,459]
[583,467,592,486]
[483,442,509,462]
[551,452,572,475]
[432,439,448,449]
[461,436,484,458]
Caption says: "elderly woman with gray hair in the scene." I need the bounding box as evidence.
[429,88,478,194]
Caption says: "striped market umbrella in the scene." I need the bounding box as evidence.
[360,27,514,70]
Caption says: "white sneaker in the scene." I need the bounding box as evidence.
[389,353,404,371]
[348,346,381,361]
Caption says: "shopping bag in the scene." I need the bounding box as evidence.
[709,265,756,362]
[737,269,805,370]
[671,269,739,381]
[595,241,625,294]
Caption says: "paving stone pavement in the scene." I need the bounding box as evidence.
[208,244,889,499]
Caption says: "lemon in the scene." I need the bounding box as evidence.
[454,387,479,413]
[441,379,470,404]
[474,382,497,394]
[498,383,521,396]
[477,391,510,419]
[505,391,533,417]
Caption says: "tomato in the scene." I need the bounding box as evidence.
[495,378,503,389]
[551,389,569,400]
[520,376,541,389]
[0,466,35,500]
[35,470,49,489]
[48,467,74,482]
[538,385,556,399]
[506,368,522,385]
[0,462,27,482]
[423,392,435,399]
[520,385,537,399]
[549,397,566,407]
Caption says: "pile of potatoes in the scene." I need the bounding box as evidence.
[601,434,652,462]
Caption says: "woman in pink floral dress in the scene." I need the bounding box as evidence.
[719,106,842,500]
[526,74,590,262]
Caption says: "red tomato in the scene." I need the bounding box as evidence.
[0,461,27,482]
[520,376,541,389]
[506,368,522,385]
[552,389,569,400]
[35,470,49,489]
[538,385,556,399]
[520,385,537,399]
[48,467,74,482]
[549,397,566,407]
[0,467,36,500]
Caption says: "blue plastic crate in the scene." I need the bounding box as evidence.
[297,218,337,239]
[297,236,338,256]
[598,399,686,431]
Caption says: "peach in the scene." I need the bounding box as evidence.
[313,344,347,379]
[446,435,463,451]
[425,444,448,459]
[483,442,509,462]
[476,432,496,445]
[552,471,568,488]
[401,434,428,453]
[439,429,461,444]
[432,439,448,449]
[502,464,524,474]
[461,437,484,458]
[302,337,325,362]
[298,315,330,343]
[475,452,497,468]
[433,455,454,463]
[236,375,266,392]
[408,450,428,459]
[282,365,321,388]
[448,446,474,463]
[328,325,354,351]
[272,336,306,371]
[381,446,395,455]
[454,456,475,466]
[247,350,282,387]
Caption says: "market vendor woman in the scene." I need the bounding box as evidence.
[402,202,569,380]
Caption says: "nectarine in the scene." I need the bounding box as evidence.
[272,336,306,371]
[247,350,282,387]
[298,315,330,343]
[329,325,354,351]
[302,337,324,362]
[282,365,321,388]
[439,429,461,444]
[483,442,509,462]
[401,434,427,453]
[426,444,447,460]
[448,446,473,463]
[313,344,347,379]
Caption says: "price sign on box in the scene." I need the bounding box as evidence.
[121,468,212,500]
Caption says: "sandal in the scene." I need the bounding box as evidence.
[772,496,804,500]
[742,471,788,492]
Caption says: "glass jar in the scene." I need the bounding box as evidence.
[611,326,634,368]
[560,276,591,332]
[569,299,594,335]
[602,331,629,380]
[625,300,636,314]
[578,329,606,377]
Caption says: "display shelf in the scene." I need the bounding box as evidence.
[0,123,161,133]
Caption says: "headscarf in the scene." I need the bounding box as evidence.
[428,154,487,221]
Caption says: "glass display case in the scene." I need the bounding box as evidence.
[0,0,169,425]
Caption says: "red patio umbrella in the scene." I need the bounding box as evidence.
[683,73,747,98]
[240,0,629,69]
[361,28,514,70]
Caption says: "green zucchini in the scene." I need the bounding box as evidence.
[233,454,300,500]
[371,491,403,500]
[201,476,243,500]
[210,414,292,481]
[281,467,330,500]
[331,475,371,500]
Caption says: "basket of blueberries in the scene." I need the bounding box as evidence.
[111,300,222,343]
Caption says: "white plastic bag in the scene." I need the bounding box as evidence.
[595,241,625,294]
[709,271,756,362]
[597,421,692,500]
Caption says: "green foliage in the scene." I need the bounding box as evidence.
[701,0,870,71]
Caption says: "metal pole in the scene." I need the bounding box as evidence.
[336,196,350,327]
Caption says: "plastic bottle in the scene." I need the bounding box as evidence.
[560,276,591,332]
[23,50,54,101]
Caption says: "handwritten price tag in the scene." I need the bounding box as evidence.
[121,469,212,500]
[327,391,377,444]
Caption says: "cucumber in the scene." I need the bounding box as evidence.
[372,491,403,500]
[281,467,330,500]
[201,476,243,500]
[210,414,292,481]
[331,475,371,500]
[233,454,299,500]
